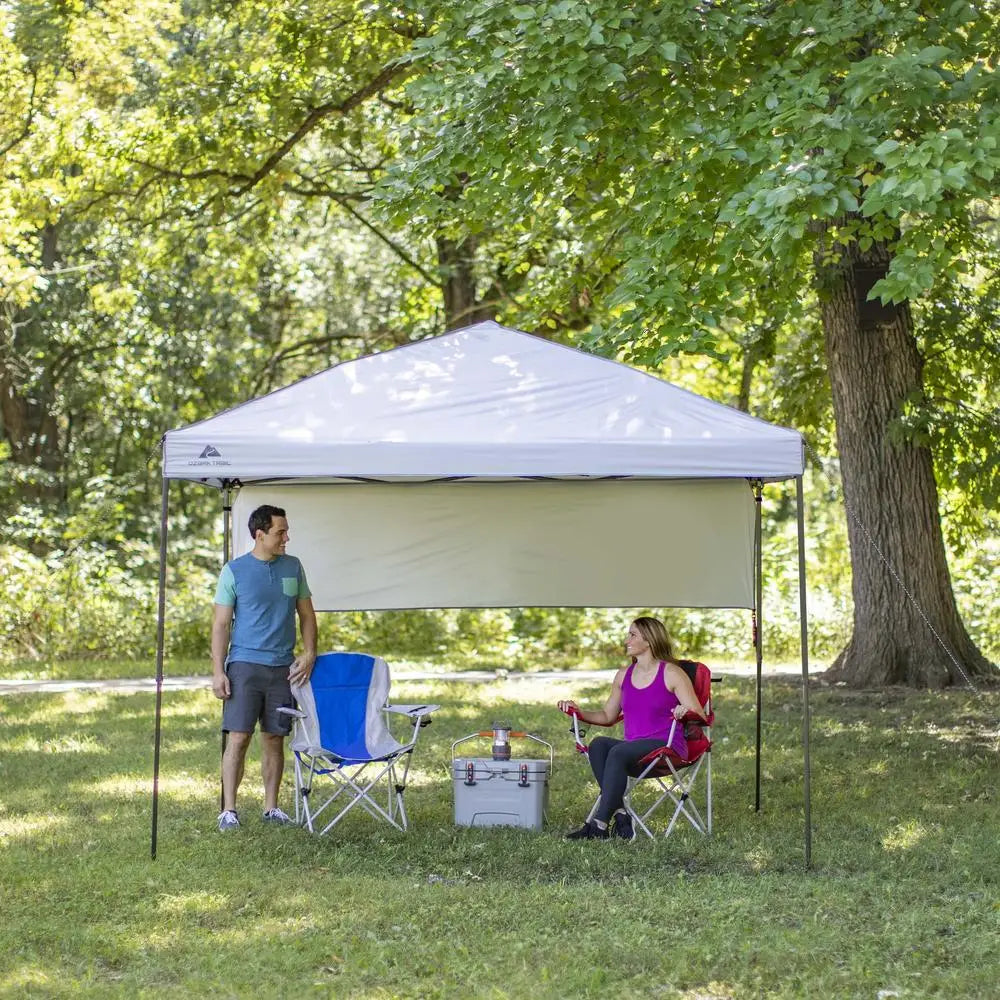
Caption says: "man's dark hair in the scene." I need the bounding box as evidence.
[248,504,286,539]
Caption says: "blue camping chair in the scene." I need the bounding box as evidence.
[279,651,440,836]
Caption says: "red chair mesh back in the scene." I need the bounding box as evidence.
[690,662,714,727]
[677,660,713,725]
[648,661,712,768]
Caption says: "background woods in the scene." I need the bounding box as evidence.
[1,1,997,684]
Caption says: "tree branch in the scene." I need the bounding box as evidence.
[0,68,39,158]
[334,196,438,285]
[248,330,363,395]
[231,59,418,197]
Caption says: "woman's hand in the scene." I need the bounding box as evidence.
[557,700,579,715]
[672,703,686,720]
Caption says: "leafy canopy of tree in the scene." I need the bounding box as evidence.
[378,0,1000,685]
[386,0,999,346]
[1,2,436,538]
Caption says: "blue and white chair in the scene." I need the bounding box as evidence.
[280,651,440,836]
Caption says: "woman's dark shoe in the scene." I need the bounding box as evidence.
[612,811,636,841]
[565,819,609,840]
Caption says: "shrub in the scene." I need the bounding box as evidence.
[0,542,214,663]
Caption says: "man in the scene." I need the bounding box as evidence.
[211,504,317,831]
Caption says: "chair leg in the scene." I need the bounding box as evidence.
[622,779,654,839]
[313,760,409,836]
[706,753,712,835]
[626,757,711,839]
[290,754,305,826]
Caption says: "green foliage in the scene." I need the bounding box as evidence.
[0,0,442,559]
[355,610,451,660]
[951,537,1000,664]
[0,541,213,663]
[912,272,1000,537]
[385,0,1000,350]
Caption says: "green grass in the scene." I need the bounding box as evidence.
[1,674,998,998]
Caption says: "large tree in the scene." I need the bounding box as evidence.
[0,2,429,543]
[379,0,1000,686]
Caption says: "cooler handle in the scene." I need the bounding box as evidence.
[451,731,554,774]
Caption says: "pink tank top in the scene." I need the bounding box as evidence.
[621,660,688,756]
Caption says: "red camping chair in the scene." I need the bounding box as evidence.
[563,661,716,839]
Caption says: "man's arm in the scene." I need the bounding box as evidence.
[211,604,234,699]
[289,597,317,686]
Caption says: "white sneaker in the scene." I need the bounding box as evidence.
[262,807,292,825]
[217,809,240,832]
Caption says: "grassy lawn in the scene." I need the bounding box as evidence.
[1,672,998,999]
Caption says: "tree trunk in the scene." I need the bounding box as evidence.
[435,235,496,330]
[0,221,65,501]
[816,238,994,687]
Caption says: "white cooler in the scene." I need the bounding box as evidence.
[451,732,553,830]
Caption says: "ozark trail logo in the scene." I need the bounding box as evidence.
[187,444,230,467]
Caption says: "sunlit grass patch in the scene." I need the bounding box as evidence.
[881,819,930,852]
[42,733,107,754]
[679,984,738,1000]
[155,889,232,916]
[88,772,207,801]
[0,810,71,841]
[2,966,57,992]
[1,733,95,754]
[743,844,775,873]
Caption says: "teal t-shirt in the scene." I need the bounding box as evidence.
[214,552,312,667]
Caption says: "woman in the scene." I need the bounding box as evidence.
[557,616,707,841]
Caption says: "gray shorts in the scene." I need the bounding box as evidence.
[222,661,295,736]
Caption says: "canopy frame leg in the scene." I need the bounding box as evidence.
[151,469,169,860]
[796,474,813,869]
[219,483,234,813]
[752,479,764,812]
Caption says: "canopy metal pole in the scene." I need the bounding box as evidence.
[753,480,764,812]
[796,475,813,868]
[151,467,169,860]
[219,483,233,813]
[222,483,233,563]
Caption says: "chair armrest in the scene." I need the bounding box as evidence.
[559,705,621,727]
[276,706,306,719]
[385,704,441,717]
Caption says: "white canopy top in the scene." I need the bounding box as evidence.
[162,321,804,485]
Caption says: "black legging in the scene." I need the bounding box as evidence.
[588,736,670,823]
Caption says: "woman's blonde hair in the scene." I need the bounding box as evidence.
[630,616,676,663]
